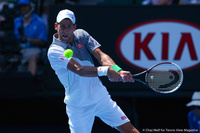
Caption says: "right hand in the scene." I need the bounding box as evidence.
[119,70,134,82]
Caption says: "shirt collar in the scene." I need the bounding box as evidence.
[53,31,80,49]
[53,33,71,49]
[19,13,37,22]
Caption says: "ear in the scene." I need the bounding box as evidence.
[73,24,77,31]
[54,22,58,30]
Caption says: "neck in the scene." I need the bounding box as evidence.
[24,7,33,20]
[69,36,74,46]
[23,15,31,24]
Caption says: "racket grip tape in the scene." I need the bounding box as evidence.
[111,65,122,72]
[120,75,124,80]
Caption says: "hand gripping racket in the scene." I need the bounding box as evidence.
[123,62,183,94]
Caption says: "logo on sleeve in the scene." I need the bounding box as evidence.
[77,43,83,49]
[121,116,127,120]
[60,57,65,60]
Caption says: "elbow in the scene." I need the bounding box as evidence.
[68,62,86,76]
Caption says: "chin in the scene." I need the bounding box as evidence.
[61,38,69,43]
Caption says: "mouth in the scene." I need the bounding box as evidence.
[62,34,69,38]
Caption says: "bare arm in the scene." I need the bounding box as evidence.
[67,58,98,77]
[67,48,133,82]
[92,48,116,66]
[93,48,134,82]
[66,48,122,81]
[92,48,122,81]
[27,38,46,47]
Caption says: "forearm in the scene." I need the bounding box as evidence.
[75,66,121,81]
[98,53,116,66]
[93,48,116,66]
[67,48,132,82]
[27,37,46,47]
[67,58,98,77]
[92,48,134,82]
[75,66,98,77]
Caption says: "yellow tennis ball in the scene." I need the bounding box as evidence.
[64,49,73,58]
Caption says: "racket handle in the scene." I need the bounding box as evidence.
[120,75,124,80]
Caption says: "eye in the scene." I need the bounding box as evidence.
[60,25,66,29]
[60,24,73,30]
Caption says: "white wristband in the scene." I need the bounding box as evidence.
[97,66,109,76]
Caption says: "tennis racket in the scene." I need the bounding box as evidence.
[123,62,183,94]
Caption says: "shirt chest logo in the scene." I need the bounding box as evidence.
[77,43,83,49]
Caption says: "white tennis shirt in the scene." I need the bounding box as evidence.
[47,29,109,106]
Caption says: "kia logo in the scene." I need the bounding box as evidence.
[116,19,200,71]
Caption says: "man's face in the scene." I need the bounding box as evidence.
[55,19,76,44]
[19,5,31,15]
[193,106,200,117]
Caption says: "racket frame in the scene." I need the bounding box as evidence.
[132,62,183,94]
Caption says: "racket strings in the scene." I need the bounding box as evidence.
[146,64,183,93]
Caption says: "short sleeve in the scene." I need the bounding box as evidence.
[47,45,71,72]
[75,29,101,53]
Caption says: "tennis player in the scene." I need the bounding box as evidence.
[47,9,140,133]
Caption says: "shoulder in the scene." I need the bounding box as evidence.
[75,29,88,33]
[32,13,46,24]
[48,44,65,56]
[14,16,22,23]
[188,110,195,117]
[47,44,66,64]
[32,13,41,20]
[74,29,90,38]
[48,43,65,51]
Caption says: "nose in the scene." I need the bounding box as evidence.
[61,25,72,31]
